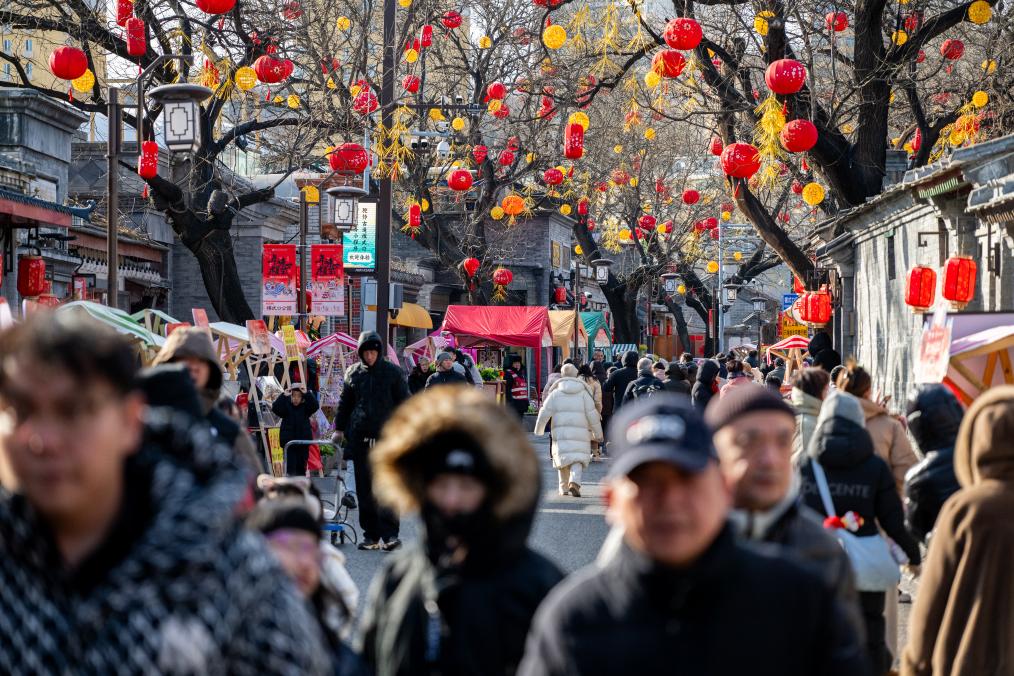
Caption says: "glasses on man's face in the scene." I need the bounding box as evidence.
[731,429,795,456]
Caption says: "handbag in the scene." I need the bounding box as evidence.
[811,459,902,592]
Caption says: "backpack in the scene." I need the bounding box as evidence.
[632,380,663,399]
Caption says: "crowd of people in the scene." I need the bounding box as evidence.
[0,313,1011,675]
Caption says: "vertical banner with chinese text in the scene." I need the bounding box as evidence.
[262,244,298,316]
[310,244,345,316]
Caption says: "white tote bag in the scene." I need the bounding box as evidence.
[811,459,901,592]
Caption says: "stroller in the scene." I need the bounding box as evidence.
[280,439,358,546]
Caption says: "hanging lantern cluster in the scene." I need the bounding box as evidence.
[663,18,703,50]
[799,290,832,326]
[471,145,488,164]
[720,142,761,178]
[137,141,158,179]
[491,267,514,302]
[904,266,937,312]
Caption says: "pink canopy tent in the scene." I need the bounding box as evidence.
[307,331,399,362]
[440,306,554,396]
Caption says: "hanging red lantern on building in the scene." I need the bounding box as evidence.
[137,141,158,179]
[253,55,287,83]
[780,119,818,152]
[462,257,480,277]
[663,17,702,50]
[441,10,463,29]
[407,203,421,228]
[543,167,564,186]
[799,290,832,325]
[942,255,976,309]
[564,122,584,160]
[720,142,761,178]
[492,267,513,286]
[682,189,700,204]
[905,266,937,312]
[638,214,656,230]
[651,49,686,78]
[402,74,420,93]
[116,0,133,26]
[793,276,805,293]
[125,18,146,56]
[577,197,589,216]
[196,0,235,14]
[420,24,433,48]
[49,46,88,81]
[709,136,723,156]
[651,325,660,337]
[940,39,964,60]
[825,11,848,31]
[329,142,369,173]
[765,59,807,95]
[447,169,473,192]
[17,255,46,298]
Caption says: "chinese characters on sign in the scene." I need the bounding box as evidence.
[343,201,377,272]
[914,320,952,384]
[261,244,298,316]
[310,244,345,316]
[282,324,300,363]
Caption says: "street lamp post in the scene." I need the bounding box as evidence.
[752,296,766,354]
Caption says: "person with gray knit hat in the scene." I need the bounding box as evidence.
[621,357,666,405]
[798,390,921,674]
[706,387,863,642]
[425,351,467,389]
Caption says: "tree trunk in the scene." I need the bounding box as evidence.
[602,283,640,343]
[665,298,692,358]
[187,228,255,323]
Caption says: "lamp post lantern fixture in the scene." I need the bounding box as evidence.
[723,282,739,306]
[661,271,679,295]
[146,83,213,153]
[590,258,613,283]
[752,296,766,353]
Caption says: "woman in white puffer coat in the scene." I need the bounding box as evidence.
[535,363,603,497]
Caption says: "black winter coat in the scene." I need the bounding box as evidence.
[335,361,410,445]
[622,374,666,405]
[272,391,320,448]
[690,359,720,412]
[799,415,921,564]
[425,369,467,389]
[602,351,639,412]
[407,366,429,394]
[519,526,870,676]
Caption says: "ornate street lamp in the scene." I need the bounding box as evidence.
[591,258,613,283]
[146,83,213,153]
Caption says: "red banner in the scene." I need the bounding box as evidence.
[310,244,344,282]
[262,244,298,315]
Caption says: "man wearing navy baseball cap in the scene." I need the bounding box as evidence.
[519,395,868,676]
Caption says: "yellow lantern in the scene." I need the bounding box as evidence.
[302,185,320,204]
[676,284,686,295]
[982,59,998,74]
[326,77,337,90]
[949,128,965,146]
[656,222,667,234]
[336,16,351,31]
[287,94,300,109]
[967,0,991,24]
[487,99,502,114]
[889,92,895,104]
[619,228,632,241]
[234,66,257,91]
[721,210,731,221]
[543,25,567,50]
[72,68,95,93]
[568,111,590,130]
[892,30,907,45]
[613,144,623,154]
[644,128,656,141]
[428,107,446,121]
[273,95,284,104]
[397,0,411,6]
[802,182,825,206]
[560,204,572,216]
[972,90,989,108]
[644,70,661,88]
[479,35,492,49]
[421,198,430,211]
[629,177,638,188]
[526,152,536,163]
[903,141,914,153]
[405,48,419,64]
[754,11,774,36]
[733,251,743,261]
[706,260,719,274]
[350,83,362,96]
[490,206,505,220]
[451,117,466,131]
[574,244,583,255]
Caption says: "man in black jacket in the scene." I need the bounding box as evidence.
[426,351,467,389]
[602,350,639,413]
[903,384,963,543]
[335,331,411,551]
[622,357,666,405]
[519,396,869,676]
[359,387,563,676]
[272,385,320,476]
[407,355,431,394]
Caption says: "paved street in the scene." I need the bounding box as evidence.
[340,434,611,610]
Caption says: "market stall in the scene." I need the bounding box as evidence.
[440,305,554,400]
[131,308,180,337]
[943,325,1014,405]
[306,332,361,408]
[549,310,589,360]
[766,334,809,385]
[58,301,164,363]
[581,311,611,354]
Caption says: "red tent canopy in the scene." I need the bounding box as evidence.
[441,305,554,348]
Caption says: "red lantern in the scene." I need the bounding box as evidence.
[682,189,700,205]
[611,169,630,185]
[353,89,379,115]
[705,216,718,230]
[498,149,515,166]
[720,142,761,178]
[765,59,807,95]
[441,11,463,28]
[942,256,976,309]
[420,24,433,48]
[137,141,158,179]
[542,168,563,186]
[493,104,510,119]
[554,287,567,304]
[402,74,420,93]
[791,180,804,194]
[49,46,88,81]
[196,0,236,14]
[126,18,146,57]
[651,49,686,78]
[17,255,46,298]
[564,122,584,160]
[940,39,964,60]
[486,81,507,101]
[709,136,723,156]
[472,145,488,164]
[905,266,937,312]
[329,142,369,173]
[253,55,287,84]
[651,325,660,337]
[663,18,702,50]
[492,267,513,286]
[448,169,473,192]
[911,128,923,152]
[116,0,133,26]
[903,12,923,32]
[825,11,848,31]
[577,197,589,216]
[463,257,480,277]
[710,228,720,240]
[780,119,818,153]
[799,291,832,325]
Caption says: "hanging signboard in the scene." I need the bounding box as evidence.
[780,311,808,338]
[245,319,272,355]
[262,244,298,315]
[342,201,376,272]
[282,323,300,363]
[914,308,952,384]
[310,244,345,316]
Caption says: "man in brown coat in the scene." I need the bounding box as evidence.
[902,386,1014,676]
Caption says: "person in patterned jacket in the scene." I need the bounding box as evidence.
[0,313,331,675]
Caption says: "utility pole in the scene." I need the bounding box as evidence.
[297,190,307,318]
[572,268,580,360]
[106,87,120,310]
[375,0,395,355]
